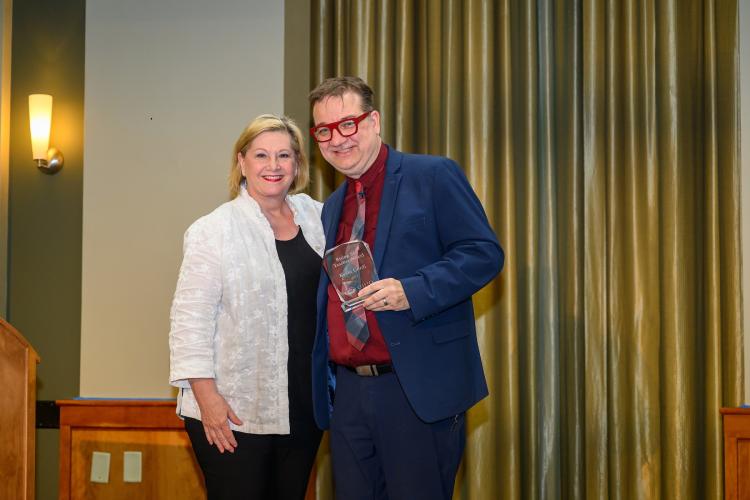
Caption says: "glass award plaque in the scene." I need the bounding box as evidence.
[322,240,379,312]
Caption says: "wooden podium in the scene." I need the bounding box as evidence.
[0,317,40,500]
[722,407,750,500]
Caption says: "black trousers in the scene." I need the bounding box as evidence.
[329,367,465,500]
[185,417,322,500]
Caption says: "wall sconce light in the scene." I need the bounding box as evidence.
[28,94,64,174]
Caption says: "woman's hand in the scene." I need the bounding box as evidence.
[189,378,243,453]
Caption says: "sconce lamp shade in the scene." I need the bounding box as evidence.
[28,94,63,174]
[29,94,53,160]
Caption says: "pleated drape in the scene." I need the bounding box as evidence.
[308,1,743,498]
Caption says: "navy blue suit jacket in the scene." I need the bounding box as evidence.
[312,147,504,428]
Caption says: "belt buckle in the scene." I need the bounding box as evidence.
[355,364,377,376]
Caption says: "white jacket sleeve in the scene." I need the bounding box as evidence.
[169,217,223,387]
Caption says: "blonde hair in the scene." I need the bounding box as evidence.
[229,114,310,199]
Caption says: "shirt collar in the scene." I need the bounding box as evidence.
[346,143,388,191]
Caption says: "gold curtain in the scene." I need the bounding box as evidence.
[308,0,743,498]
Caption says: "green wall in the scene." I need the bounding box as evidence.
[8,0,85,498]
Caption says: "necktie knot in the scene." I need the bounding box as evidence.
[350,180,366,242]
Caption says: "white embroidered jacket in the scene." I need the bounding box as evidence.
[169,189,324,434]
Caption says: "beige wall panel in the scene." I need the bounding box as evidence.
[81,0,285,397]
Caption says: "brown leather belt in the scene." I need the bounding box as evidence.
[344,363,393,377]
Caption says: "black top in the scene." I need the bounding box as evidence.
[275,227,322,440]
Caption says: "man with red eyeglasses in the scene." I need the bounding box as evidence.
[309,76,503,500]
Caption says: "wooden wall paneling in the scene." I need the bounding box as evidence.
[57,400,205,500]
[0,318,40,500]
[57,399,319,499]
[70,429,203,499]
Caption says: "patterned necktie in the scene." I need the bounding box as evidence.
[343,180,370,350]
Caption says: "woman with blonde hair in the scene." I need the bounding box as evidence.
[169,114,324,499]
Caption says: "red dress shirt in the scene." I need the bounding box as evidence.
[327,144,392,366]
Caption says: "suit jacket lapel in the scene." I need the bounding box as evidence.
[374,148,402,270]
